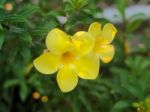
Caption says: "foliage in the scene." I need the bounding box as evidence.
[0,0,150,112]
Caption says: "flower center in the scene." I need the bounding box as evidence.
[61,52,75,65]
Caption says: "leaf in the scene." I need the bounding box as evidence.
[64,2,74,12]
[19,45,32,63]
[132,102,140,108]
[125,84,143,98]
[111,100,130,112]
[30,27,48,36]
[0,15,26,23]
[0,29,4,49]
[0,0,6,8]
[115,0,126,18]
[28,74,39,84]
[0,23,2,30]
[9,26,25,33]
[19,82,29,102]
[127,19,143,32]
[19,32,33,45]
[78,90,92,112]
[77,0,89,9]
[126,13,145,32]
[71,95,81,112]
[30,20,59,36]
[64,0,89,12]
[3,79,20,88]
[0,4,3,9]
[17,4,39,18]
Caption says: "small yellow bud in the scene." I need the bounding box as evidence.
[137,107,141,112]
[4,3,13,11]
[32,92,40,99]
[41,96,48,103]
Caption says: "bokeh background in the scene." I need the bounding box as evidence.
[0,0,150,112]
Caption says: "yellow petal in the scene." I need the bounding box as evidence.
[72,31,95,55]
[99,23,117,44]
[57,66,78,92]
[33,52,60,74]
[46,28,70,55]
[74,54,100,79]
[96,45,115,63]
[88,22,101,37]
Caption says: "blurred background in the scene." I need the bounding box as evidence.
[0,0,150,112]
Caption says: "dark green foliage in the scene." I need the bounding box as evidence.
[0,0,150,112]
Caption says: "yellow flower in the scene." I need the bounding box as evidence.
[33,28,99,92]
[88,22,117,63]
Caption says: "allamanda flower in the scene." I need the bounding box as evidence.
[88,22,117,63]
[33,28,99,92]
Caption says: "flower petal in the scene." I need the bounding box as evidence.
[74,54,100,79]
[46,28,70,55]
[72,31,95,55]
[33,52,60,74]
[88,22,101,37]
[96,44,115,63]
[100,23,117,44]
[57,66,78,92]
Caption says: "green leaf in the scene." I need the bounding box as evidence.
[0,15,26,22]
[3,79,20,88]
[64,2,74,12]
[64,0,89,12]
[126,13,144,32]
[78,90,92,112]
[30,27,48,36]
[0,29,4,49]
[0,23,2,30]
[132,102,140,107]
[77,0,89,9]
[19,45,31,63]
[115,0,126,18]
[30,20,59,36]
[9,26,25,33]
[0,0,6,8]
[0,4,3,9]
[111,101,130,112]
[125,84,143,98]
[19,82,29,102]
[17,4,39,18]
[19,32,33,45]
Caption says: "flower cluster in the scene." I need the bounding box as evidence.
[33,22,117,92]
